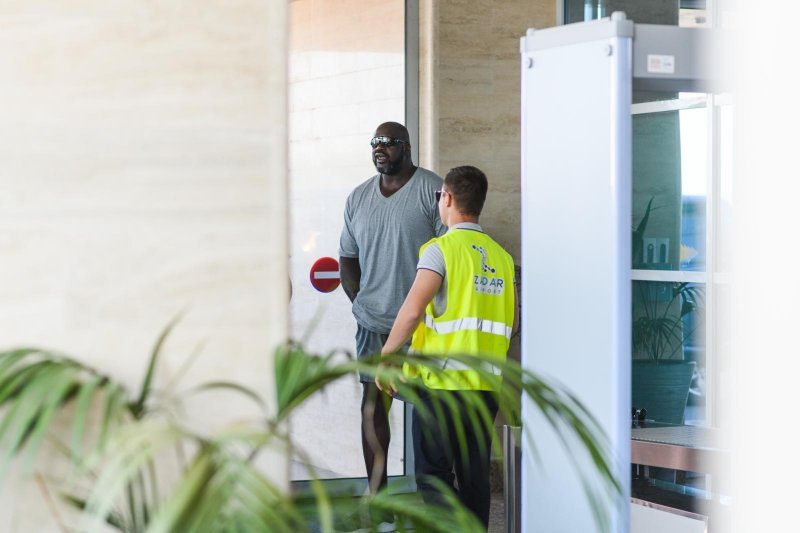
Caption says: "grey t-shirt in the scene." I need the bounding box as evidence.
[339,167,446,333]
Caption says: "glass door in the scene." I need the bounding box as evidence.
[287,0,412,493]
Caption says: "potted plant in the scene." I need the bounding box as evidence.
[0,323,622,532]
[632,281,703,362]
[631,195,705,425]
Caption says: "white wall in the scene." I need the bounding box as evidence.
[733,0,800,530]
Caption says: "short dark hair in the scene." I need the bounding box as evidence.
[444,165,488,217]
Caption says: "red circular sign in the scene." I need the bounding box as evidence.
[309,257,341,293]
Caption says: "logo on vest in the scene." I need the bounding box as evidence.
[471,244,505,295]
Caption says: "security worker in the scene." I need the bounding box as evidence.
[377,165,518,529]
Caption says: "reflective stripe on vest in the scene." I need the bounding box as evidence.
[409,352,502,375]
[423,314,512,340]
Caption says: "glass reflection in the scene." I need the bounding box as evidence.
[288,0,406,482]
[631,93,712,427]
[564,0,708,27]
[632,99,708,271]
[566,0,701,25]
[632,281,706,425]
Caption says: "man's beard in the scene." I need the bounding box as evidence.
[377,156,404,175]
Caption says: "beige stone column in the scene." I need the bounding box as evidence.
[418,0,555,261]
[418,0,555,375]
[0,1,288,529]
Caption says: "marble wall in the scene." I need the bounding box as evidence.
[418,0,556,374]
[419,0,556,261]
[0,1,288,530]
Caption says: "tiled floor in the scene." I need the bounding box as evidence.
[488,492,506,533]
[311,491,507,532]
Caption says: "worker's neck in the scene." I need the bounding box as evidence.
[447,213,479,227]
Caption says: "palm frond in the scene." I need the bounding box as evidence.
[62,494,127,531]
[632,197,654,264]
[182,381,267,414]
[85,422,305,533]
[131,314,182,419]
[278,347,622,532]
[70,374,106,460]
[77,420,185,533]
[1,330,622,533]
[274,342,362,421]
[0,349,130,480]
[413,353,619,530]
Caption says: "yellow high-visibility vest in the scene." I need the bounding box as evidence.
[404,229,515,391]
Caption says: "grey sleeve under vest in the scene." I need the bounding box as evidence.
[417,242,445,277]
[417,242,447,317]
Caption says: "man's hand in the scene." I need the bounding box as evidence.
[374,363,397,396]
[375,361,406,397]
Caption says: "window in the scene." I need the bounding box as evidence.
[564,0,708,26]
[631,89,733,428]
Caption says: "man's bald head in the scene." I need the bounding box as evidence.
[375,122,410,143]
[372,122,414,177]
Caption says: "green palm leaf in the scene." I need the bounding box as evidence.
[78,420,184,533]
[277,347,622,532]
[0,350,130,479]
[0,328,622,533]
[131,314,182,419]
[274,343,362,420]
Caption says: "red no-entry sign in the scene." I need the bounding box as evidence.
[309,257,341,293]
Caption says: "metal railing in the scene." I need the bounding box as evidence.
[503,425,521,533]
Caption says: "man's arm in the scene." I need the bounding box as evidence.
[381,269,443,355]
[339,256,361,303]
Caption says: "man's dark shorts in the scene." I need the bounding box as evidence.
[355,324,389,383]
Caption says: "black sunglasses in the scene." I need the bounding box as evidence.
[435,189,449,202]
[370,136,409,148]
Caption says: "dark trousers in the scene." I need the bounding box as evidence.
[413,388,498,529]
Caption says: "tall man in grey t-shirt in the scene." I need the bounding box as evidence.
[339,122,445,495]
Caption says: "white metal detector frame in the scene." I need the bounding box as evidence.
[519,12,727,532]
